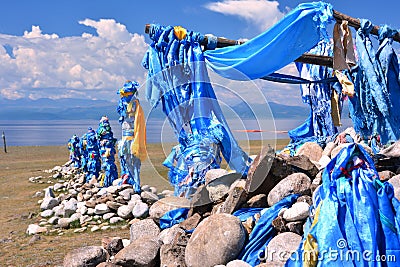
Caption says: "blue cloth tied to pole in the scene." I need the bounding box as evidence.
[349,20,400,145]
[203,1,333,80]
[142,24,251,196]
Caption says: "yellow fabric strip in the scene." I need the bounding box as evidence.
[174,26,187,40]
[130,99,147,161]
[334,70,355,97]
[331,89,342,127]
[302,202,322,267]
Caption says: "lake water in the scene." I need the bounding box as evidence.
[0,118,352,146]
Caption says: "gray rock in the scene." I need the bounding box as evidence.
[185,214,246,267]
[149,196,190,221]
[282,202,310,222]
[95,203,111,215]
[53,205,65,217]
[141,184,151,192]
[205,168,229,185]
[295,142,323,163]
[64,198,78,217]
[58,217,71,229]
[119,188,134,200]
[80,215,92,225]
[114,237,160,267]
[117,205,134,219]
[106,185,119,194]
[219,186,248,214]
[130,218,160,243]
[246,194,267,208]
[106,201,122,211]
[40,197,59,211]
[109,217,124,224]
[48,216,60,225]
[26,224,47,235]
[267,173,311,206]
[265,232,302,266]
[159,225,186,245]
[63,246,108,267]
[41,209,54,218]
[206,173,242,202]
[160,243,186,267]
[103,212,115,221]
[286,221,305,236]
[44,187,55,198]
[149,186,157,194]
[226,260,252,267]
[106,238,124,257]
[378,140,400,158]
[53,183,65,191]
[132,201,149,218]
[141,191,160,205]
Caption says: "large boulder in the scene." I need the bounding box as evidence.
[130,218,160,243]
[295,142,323,163]
[267,173,311,206]
[114,237,161,267]
[185,214,246,267]
[264,232,302,266]
[245,147,317,198]
[63,246,108,267]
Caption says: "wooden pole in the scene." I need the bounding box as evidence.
[145,10,399,67]
[333,10,400,43]
[2,131,7,153]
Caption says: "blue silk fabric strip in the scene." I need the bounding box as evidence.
[288,41,340,148]
[286,144,400,266]
[142,24,251,196]
[203,1,333,80]
[349,20,400,145]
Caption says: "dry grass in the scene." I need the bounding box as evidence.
[0,139,289,267]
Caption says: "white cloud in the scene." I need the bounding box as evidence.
[205,0,286,31]
[0,19,148,100]
[23,25,59,39]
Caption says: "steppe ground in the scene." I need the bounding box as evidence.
[0,139,287,267]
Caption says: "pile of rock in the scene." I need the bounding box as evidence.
[27,165,174,235]
[31,135,400,266]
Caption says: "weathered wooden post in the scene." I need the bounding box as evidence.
[2,131,7,153]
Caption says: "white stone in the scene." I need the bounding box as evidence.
[110,217,124,224]
[41,209,54,218]
[131,202,149,218]
[283,202,310,222]
[26,224,47,235]
[103,212,116,220]
[94,203,110,215]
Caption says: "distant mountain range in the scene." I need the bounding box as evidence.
[0,97,310,121]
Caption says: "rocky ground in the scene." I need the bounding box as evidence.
[26,132,400,267]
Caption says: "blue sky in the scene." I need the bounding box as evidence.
[0,0,399,105]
